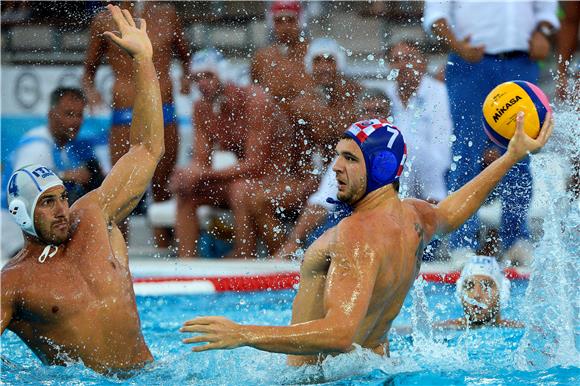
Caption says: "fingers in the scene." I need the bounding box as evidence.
[192,342,221,352]
[121,9,136,27]
[183,316,221,326]
[107,4,126,30]
[102,31,123,47]
[180,325,213,333]
[139,18,147,32]
[515,111,525,134]
[182,334,217,344]
[537,112,554,145]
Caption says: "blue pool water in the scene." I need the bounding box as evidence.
[2,281,578,385]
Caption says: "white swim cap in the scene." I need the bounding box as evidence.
[304,37,347,75]
[455,255,511,307]
[190,48,228,82]
[6,164,64,237]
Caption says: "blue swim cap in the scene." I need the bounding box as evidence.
[6,164,64,237]
[344,118,407,196]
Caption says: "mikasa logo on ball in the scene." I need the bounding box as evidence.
[492,95,522,123]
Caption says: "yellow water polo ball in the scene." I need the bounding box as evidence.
[482,80,551,149]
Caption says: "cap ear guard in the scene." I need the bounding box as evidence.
[369,151,398,187]
[9,198,33,229]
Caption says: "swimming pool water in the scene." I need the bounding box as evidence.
[1,282,578,385]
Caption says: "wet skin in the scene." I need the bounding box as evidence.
[2,5,163,374]
[180,112,553,364]
[435,275,524,329]
[1,187,152,374]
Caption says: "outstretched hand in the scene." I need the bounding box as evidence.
[507,111,554,161]
[180,316,247,352]
[103,4,153,60]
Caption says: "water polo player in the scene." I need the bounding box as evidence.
[435,255,524,329]
[1,5,162,375]
[181,111,552,365]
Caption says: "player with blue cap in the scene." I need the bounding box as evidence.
[180,111,552,364]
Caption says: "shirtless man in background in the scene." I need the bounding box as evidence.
[288,37,361,162]
[2,5,162,374]
[181,113,552,366]
[251,0,314,117]
[170,49,282,258]
[83,1,191,247]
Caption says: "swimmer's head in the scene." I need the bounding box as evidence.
[456,256,511,324]
[191,49,227,99]
[334,119,406,205]
[7,164,70,245]
[270,1,301,44]
[48,87,86,147]
[305,38,347,84]
[386,40,427,86]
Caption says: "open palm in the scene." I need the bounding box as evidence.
[103,4,153,60]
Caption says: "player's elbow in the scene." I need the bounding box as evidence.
[328,326,356,353]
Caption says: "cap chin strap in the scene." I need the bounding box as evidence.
[38,245,58,263]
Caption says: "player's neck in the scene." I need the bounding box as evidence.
[353,185,399,212]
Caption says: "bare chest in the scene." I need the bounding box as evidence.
[16,249,132,324]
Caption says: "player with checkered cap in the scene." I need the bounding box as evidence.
[180,111,553,362]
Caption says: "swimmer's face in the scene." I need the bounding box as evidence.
[460,275,500,324]
[194,71,221,101]
[387,43,426,84]
[34,186,71,245]
[49,94,85,145]
[333,139,367,205]
[273,14,300,44]
[312,55,338,85]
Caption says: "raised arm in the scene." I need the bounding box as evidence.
[169,5,192,95]
[90,5,164,224]
[82,12,108,111]
[435,112,553,235]
[180,223,381,355]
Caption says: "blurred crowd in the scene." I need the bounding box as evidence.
[1,1,578,265]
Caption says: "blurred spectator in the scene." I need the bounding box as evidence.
[251,0,315,117]
[274,88,392,260]
[1,1,31,25]
[223,111,319,258]
[423,1,559,265]
[1,87,103,258]
[82,1,191,248]
[288,37,362,163]
[555,1,579,104]
[434,255,522,329]
[383,40,452,204]
[170,50,280,258]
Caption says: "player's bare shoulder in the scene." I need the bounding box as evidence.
[334,211,397,259]
[403,198,438,240]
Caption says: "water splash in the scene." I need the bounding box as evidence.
[514,104,580,370]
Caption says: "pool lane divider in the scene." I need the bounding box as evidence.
[132,268,529,296]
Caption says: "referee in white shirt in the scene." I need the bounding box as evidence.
[423,1,559,264]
